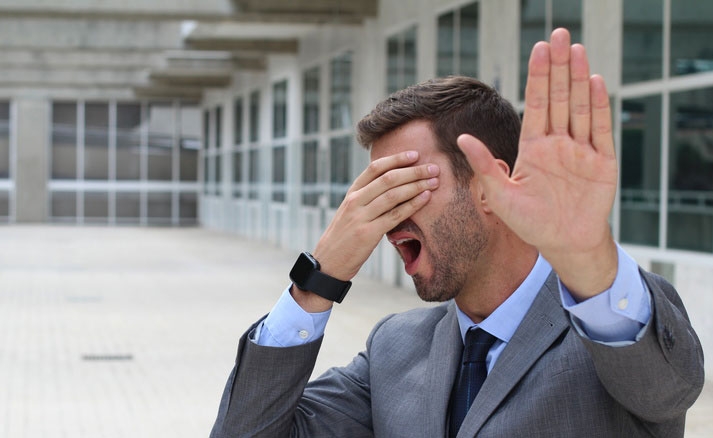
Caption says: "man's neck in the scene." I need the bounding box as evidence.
[455,242,539,324]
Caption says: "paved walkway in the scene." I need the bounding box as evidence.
[0,225,710,437]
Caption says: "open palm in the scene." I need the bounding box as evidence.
[458,29,618,298]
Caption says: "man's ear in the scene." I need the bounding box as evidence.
[478,159,510,213]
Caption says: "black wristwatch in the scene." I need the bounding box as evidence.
[289,252,352,303]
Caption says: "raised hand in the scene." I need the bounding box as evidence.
[293,151,439,311]
[457,28,618,300]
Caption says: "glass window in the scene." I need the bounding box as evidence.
[84,192,108,221]
[272,145,286,202]
[273,80,288,139]
[302,140,320,206]
[671,0,713,77]
[116,103,141,180]
[234,97,244,145]
[203,109,210,192]
[215,106,222,149]
[203,109,210,149]
[459,2,479,78]
[180,192,198,222]
[520,0,546,100]
[84,102,109,180]
[232,97,244,199]
[437,2,478,79]
[147,192,172,222]
[303,67,320,134]
[437,12,455,78]
[179,105,199,182]
[329,136,350,208]
[330,53,352,130]
[387,26,418,94]
[622,0,663,84]
[0,191,9,218]
[248,149,260,199]
[216,153,222,196]
[620,96,662,246]
[116,192,140,221]
[52,102,77,180]
[51,191,76,219]
[203,155,210,195]
[668,87,713,252]
[249,90,260,143]
[214,106,223,196]
[0,101,9,179]
[520,0,581,99]
[403,27,418,91]
[147,102,174,181]
[232,150,243,198]
[552,0,581,42]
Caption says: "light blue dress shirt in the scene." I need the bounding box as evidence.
[253,244,652,365]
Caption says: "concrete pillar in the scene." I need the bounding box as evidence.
[480,0,520,103]
[583,0,622,91]
[15,98,49,222]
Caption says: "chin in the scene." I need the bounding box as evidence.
[412,274,457,303]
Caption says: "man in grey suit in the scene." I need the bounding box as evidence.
[210,28,704,437]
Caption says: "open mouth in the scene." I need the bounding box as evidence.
[387,232,423,275]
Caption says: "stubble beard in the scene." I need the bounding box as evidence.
[412,186,488,302]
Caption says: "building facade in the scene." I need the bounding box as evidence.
[0,0,711,376]
[199,0,713,376]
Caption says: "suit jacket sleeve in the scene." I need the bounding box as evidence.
[210,315,386,438]
[574,271,705,423]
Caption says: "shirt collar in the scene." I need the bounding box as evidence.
[455,254,552,344]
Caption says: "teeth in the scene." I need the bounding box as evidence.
[392,238,414,245]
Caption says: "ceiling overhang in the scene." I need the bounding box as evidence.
[0,0,379,100]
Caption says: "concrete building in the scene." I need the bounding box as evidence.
[1,0,712,378]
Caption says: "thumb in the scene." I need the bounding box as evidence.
[457,134,511,202]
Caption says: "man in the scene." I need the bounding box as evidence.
[210,29,704,437]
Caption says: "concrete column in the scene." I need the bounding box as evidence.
[583,0,622,91]
[417,0,437,82]
[15,97,49,222]
[480,0,520,103]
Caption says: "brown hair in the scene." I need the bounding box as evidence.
[356,76,521,185]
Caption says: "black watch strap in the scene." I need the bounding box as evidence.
[289,252,352,303]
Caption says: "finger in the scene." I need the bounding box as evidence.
[569,44,591,145]
[349,150,419,193]
[457,134,511,210]
[548,28,571,135]
[521,41,551,142]
[373,190,432,231]
[590,75,615,158]
[359,163,439,207]
[368,176,439,219]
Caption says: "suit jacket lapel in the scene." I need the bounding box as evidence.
[457,273,569,437]
[422,301,463,437]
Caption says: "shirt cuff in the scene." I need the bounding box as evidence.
[251,285,332,347]
[559,244,652,345]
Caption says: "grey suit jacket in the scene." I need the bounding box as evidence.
[210,271,704,437]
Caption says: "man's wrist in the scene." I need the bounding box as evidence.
[290,283,334,313]
[559,244,652,343]
[289,252,352,304]
[546,235,618,302]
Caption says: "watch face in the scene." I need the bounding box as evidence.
[289,252,318,288]
[289,251,351,303]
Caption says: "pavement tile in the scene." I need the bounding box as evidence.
[0,225,709,437]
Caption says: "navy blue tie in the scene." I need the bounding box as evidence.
[448,327,497,437]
